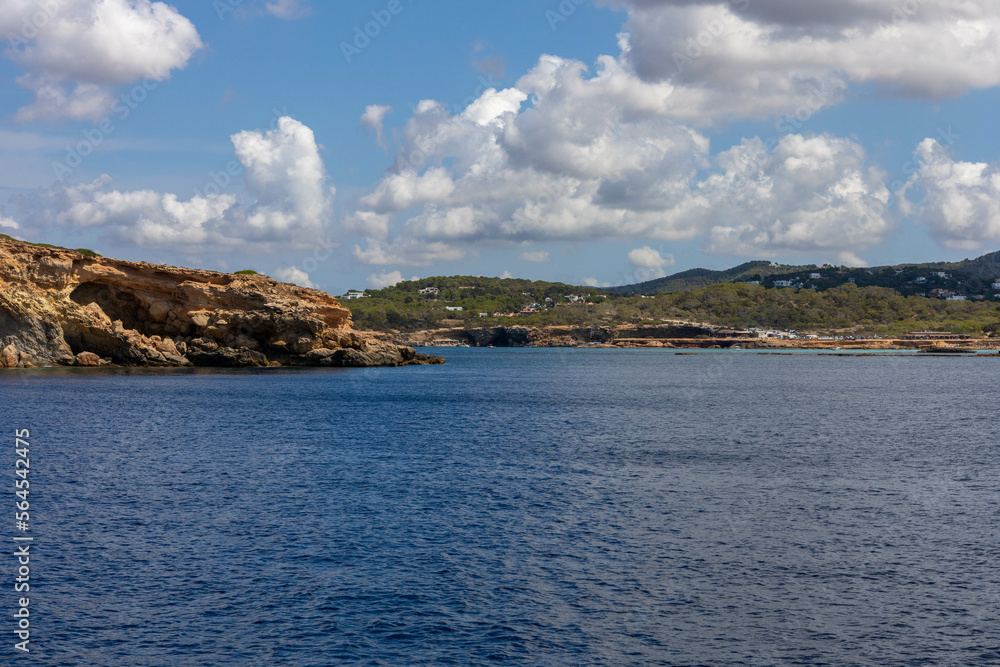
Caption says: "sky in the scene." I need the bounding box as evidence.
[2,0,1000,294]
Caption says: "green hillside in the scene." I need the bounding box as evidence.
[608,250,1000,296]
[346,275,607,331]
[607,260,802,295]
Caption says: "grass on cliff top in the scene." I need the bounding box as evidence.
[234,269,259,275]
[0,233,100,258]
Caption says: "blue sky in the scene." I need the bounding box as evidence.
[2,0,1000,294]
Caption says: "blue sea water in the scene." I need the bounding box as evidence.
[2,349,999,666]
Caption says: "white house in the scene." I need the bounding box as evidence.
[773,280,794,288]
[992,281,1000,291]
[445,306,464,312]
[932,272,951,279]
[344,291,366,300]
[809,273,822,280]
[419,287,440,295]
[946,295,967,301]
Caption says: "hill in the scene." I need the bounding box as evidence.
[347,275,606,331]
[608,250,1000,296]
[606,261,801,295]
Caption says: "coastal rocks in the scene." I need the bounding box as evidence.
[74,351,101,367]
[0,236,443,369]
[1,343,19,368]
[465,327,531,347]
[298,344,443,368]
[186,347,270,368]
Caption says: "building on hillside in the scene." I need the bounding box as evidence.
[992,281,1000,291]
[810,273,822,280]
[344,291,366,300]
[773,280,794,288]
[419,287,440,295]
[445,306,464,312]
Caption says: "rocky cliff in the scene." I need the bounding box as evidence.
[0,237,443,369]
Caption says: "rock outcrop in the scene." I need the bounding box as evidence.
[0,237,444,369]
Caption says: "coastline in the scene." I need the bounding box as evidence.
[383,324,999,353]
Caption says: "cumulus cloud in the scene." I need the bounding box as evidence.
[607,0,1000,110]
[347,55,718,266]
[263,0,311,19]
[838,252,869,267]
[231,117,332,239]
[627,245,675,280]
[0,216,19,229]
[584,277,612,288]
[898,139,1000,250]
[1,0,203,122]
[347,47,893,267]
[367,270,417,289]
[701,134,892,257]
[274,266,316,288]
[519,250,551,262]
[13,117,333,251]
[361,104,393,151]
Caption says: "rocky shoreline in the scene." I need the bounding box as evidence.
[392,324,997,352]
[0,237,443,369]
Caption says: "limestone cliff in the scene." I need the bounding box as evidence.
[0,237,443,369]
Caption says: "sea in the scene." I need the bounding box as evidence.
[2,348,998,666]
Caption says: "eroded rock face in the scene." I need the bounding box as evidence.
[0,237,444,369]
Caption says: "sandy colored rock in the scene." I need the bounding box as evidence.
[0,236,443,369]
[1,343,18,368]
[74,351,101,367]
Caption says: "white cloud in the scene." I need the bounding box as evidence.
[352,240,465,267]
[348,56,893,266]
[838,252,869,267]
[274,266,316,288]
[628,246,674,269]
[0,216,19,229]
[701,134,892,257]
[583,277,612,288]
[1,0,203,122]
[348,55,717,266]
[899,139,1000,250]
[368,270,412,288]
[627,245,675,280]
[608,0,1000,113]
[231,117,332,239]
[519,250,551,262]
[18,118,333,251]
[361,104,393,150]
[264,0,311,19]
